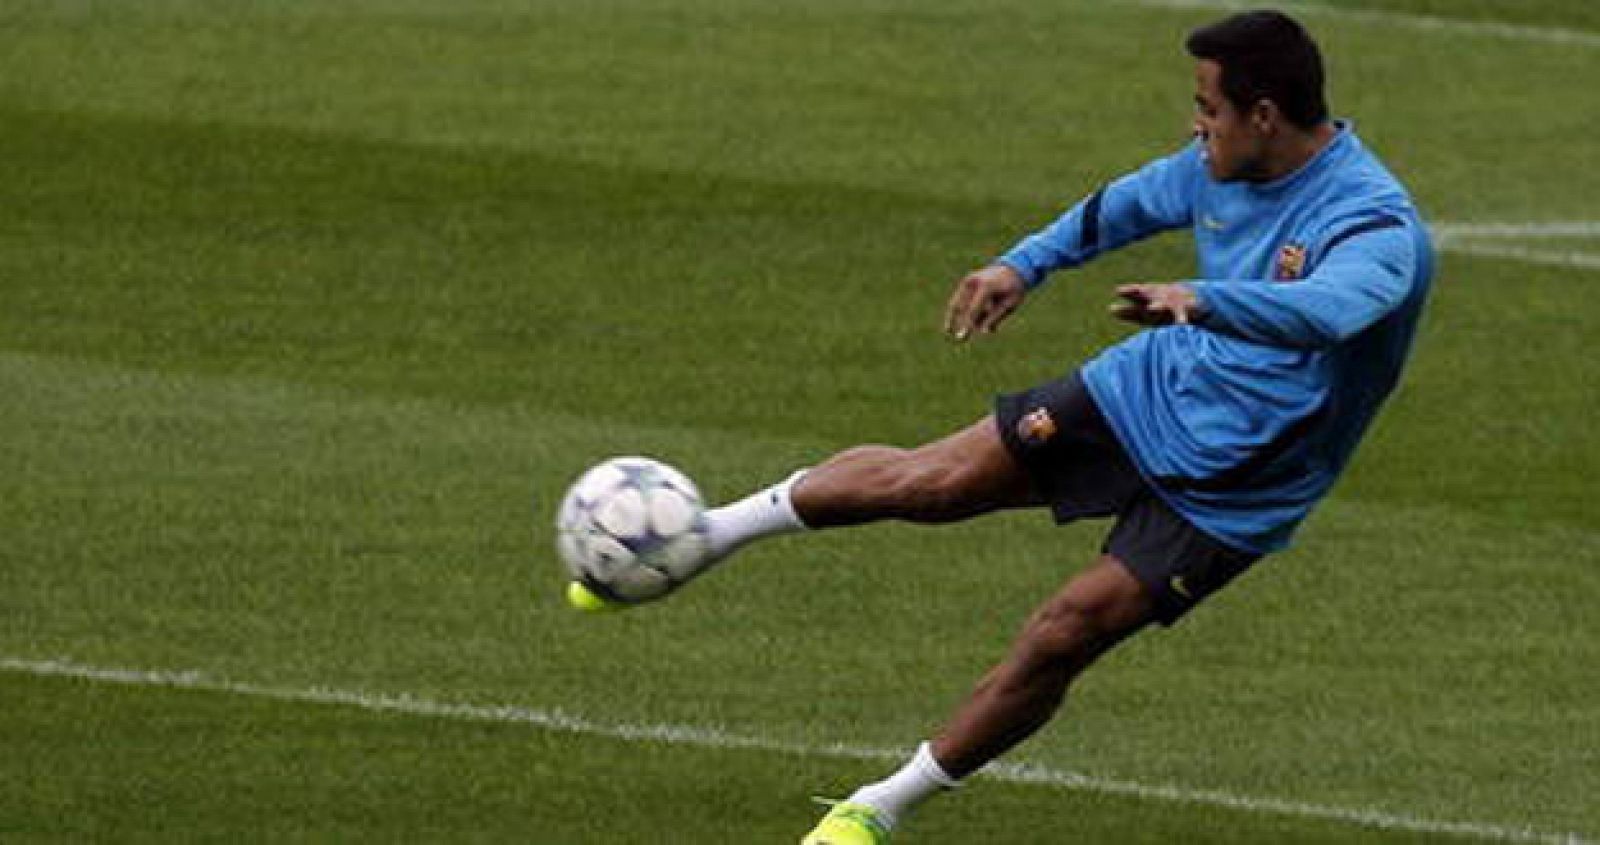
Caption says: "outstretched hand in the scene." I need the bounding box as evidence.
[1110,283,1202,327]
[945,264,1027,341]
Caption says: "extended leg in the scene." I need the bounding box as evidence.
[705,415,1038,559]
[792,416,1040,527]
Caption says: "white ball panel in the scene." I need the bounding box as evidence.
[653,532,709,581]
[591,487,648,538]
[573,461,629,505]
[646,487,698,536]
[556,488,585,532]
[556,530,588,577]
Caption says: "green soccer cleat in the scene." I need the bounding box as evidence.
[801,801,891,845]
[565,581,624,612]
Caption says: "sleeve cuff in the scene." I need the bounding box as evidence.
[1184,281,1216,327]
[997,257,1046,290]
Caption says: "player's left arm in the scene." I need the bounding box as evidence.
[1182,218,1421,349]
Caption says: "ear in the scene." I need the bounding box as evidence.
[1249,99,1279,135]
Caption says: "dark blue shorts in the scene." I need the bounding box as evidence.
[995,371,1262,625]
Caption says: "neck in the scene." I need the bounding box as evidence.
[1256,121,1338,182]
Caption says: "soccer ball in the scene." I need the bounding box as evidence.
[555,456,710,605]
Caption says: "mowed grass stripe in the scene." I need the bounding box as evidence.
[3,0,1593,219]
[1128,0,1600,48]
[3,657,1587,845]
[3,352,1596,838]
[3,101,1597,537]
[0,101,1055,447]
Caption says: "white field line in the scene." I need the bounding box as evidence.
[3,656,1592,845]
[1434,222,1600,240]
[1435,221,1600,272]
[1131,0,1600,50]
[1439,242,1600,272]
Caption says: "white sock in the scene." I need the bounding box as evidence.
[703,469,810,559]
[845,742,960,829]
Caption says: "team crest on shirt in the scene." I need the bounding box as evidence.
[1018,408,1058,445]
[1274,242,1308,281]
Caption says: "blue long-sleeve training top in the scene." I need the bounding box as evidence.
[998,124,1434,554]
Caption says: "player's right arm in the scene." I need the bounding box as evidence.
[944,264,1027,340]
[944,142,1202,340]
[997,142,1201,288]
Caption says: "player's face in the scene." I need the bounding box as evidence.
[1192,59,1268,182]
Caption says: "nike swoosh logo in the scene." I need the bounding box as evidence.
[1201,216,1226,232]
[1169,575,1194,600]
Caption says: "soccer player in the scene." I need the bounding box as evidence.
[698,10,1433,843]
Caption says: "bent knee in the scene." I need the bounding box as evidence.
[1020,601,1107,661]
[1015,591,1146,671]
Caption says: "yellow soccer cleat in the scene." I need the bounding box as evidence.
[801,801,891,845]
[565,581,623,612]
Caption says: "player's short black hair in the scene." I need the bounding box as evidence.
[1185,10,1328,130]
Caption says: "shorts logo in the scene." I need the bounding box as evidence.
[1017,407,1058,445]
[1169,575,1194,600]
[1274,243,1307,281]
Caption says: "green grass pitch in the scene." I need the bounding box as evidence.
[2,1,1597,842]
